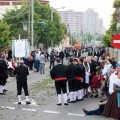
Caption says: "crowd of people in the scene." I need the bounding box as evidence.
[0,46,120,119]
[50,46,120,120]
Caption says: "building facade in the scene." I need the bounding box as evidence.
[58,8,105,37]
[0,0,49,19]
[58,10,83,36]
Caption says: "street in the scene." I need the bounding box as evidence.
[0,58,109,120]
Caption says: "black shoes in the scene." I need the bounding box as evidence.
[90,95,93,98]
[57,103,62,106]
[0,93,6,95]
[83,108,88,115]
[94,95,98,98]
[68,100,76,103]
[64,103,69,105]
[57,103,69,105]
[26,101,31,104]
[18,101,31,105]
[3,89,8,92]
[18,102,21,105]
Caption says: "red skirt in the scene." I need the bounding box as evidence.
[102,92,120,119]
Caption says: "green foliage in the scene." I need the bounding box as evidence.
[0,20,12,51]
[113,0,120,7]
[3,0,66,48]
[102,0,118,47]
[102,33,112,47]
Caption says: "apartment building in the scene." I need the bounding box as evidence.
[59,10,83,35]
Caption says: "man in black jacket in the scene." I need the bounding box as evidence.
[0,54,8,95]
[50,58,68,105]
[74,58,83,101]
[88,49,93,56]
[59,50,64,64]
[79,57,85,100]
[14,60,30,105]
[67,57,77,103]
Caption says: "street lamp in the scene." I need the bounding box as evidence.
[50,6,65,49]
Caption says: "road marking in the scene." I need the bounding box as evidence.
[113,40,120,43]
[21,108,37,112]
[68,113,85,117]
[44,110,60,114]
[1,106,15,110]
[13,98,38,106]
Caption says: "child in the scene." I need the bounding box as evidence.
[90,70,101,97]
[84,66,89,97]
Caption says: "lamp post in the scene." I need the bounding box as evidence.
[50,6,65,49]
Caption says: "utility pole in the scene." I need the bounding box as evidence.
[51,7,53,49]
[31,0,34,50]
[28,0,30,44]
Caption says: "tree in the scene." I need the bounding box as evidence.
[3,0,66,48]
[102,0,119,47]
[0,20,12,52]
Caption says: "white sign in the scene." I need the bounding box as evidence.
[113,40,120,43]
[14,40,26,57]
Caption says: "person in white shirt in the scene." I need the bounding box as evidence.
[84,66,89,97]
[40,52,45,74]
[8,59,14,77]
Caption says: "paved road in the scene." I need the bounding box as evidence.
[0,58,109,120]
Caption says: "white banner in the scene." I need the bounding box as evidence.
[14,40,26,57]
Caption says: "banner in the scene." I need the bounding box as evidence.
[14,40,26,57]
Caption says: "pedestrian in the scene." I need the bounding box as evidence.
[90,70,101,98]
[49,51,55,69]
[59,50,64,64]
[74,58,83,101]
[84,66,89,97]
[50,58,69,106]
[0,54,8,95]
[35,50,40,72]
[14,60,31,105]
[40,52,45,74]
[67,57,77,103]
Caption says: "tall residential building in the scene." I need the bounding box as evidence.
[58,10,83,36]
[83,8,99,35]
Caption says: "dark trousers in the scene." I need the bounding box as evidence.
[17,80,29,96]
[35,60,40,72]
[87,100,105,115]
[50,60,54,69]
[24,58,28,66]
[76,80,82,91]
[68,79,76,92]
[60,58,63,64]
[29,61,33,70]
[55,80,67,94]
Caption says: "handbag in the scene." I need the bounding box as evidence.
[117,92,120,107]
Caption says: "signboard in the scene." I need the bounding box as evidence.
[112,34,120,48]
[12,39,29,58]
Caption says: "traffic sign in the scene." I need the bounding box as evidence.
[112,34,120,48]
